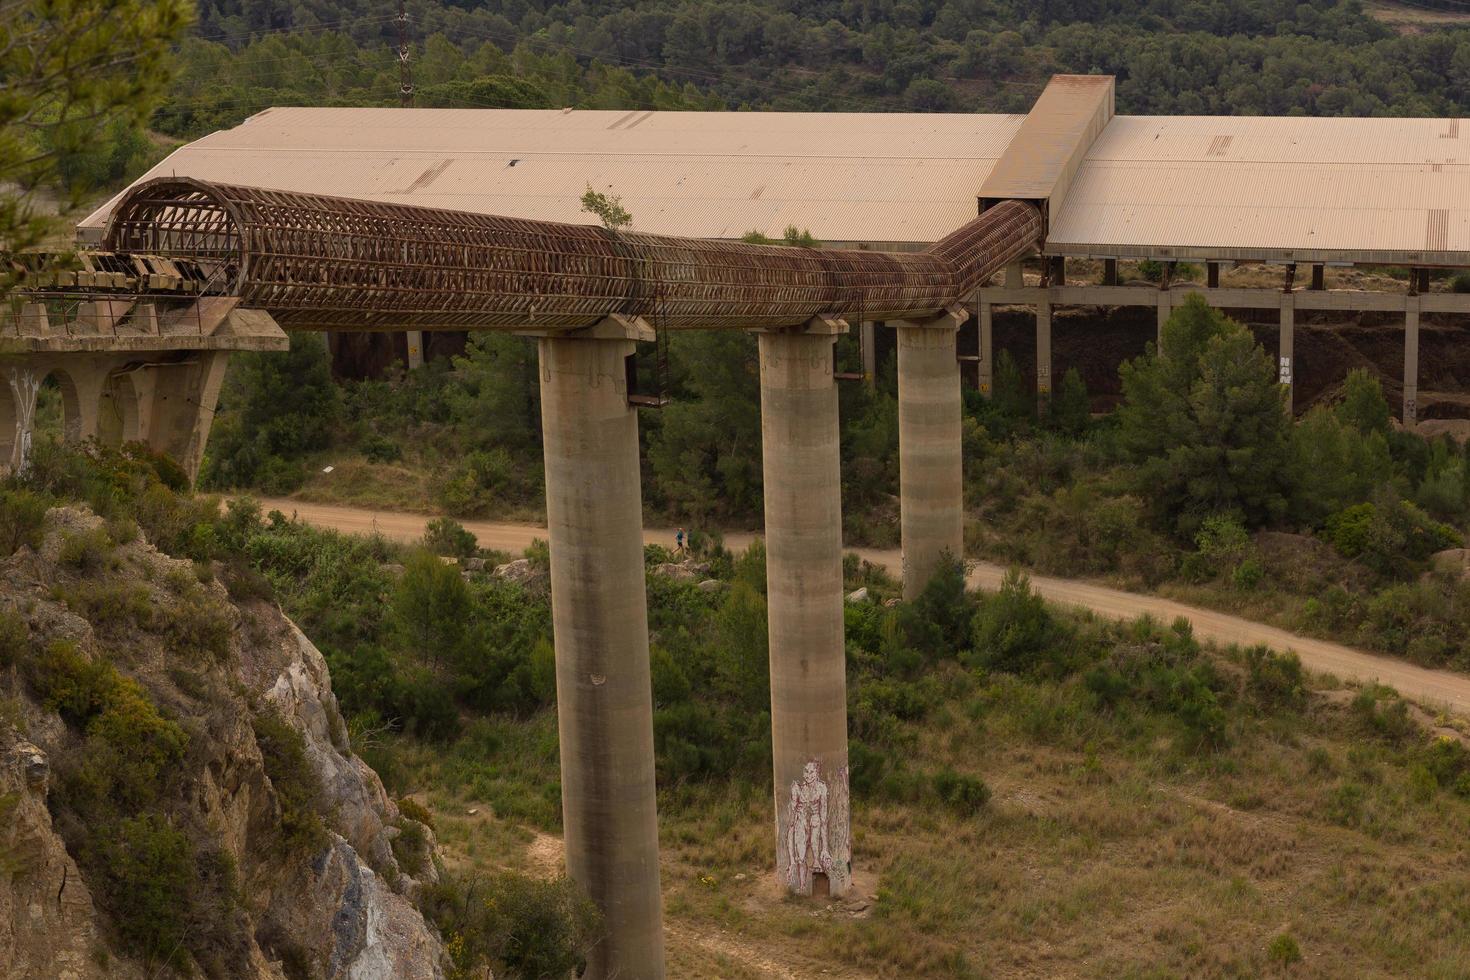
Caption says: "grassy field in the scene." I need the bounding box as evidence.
[387,610,1470,979]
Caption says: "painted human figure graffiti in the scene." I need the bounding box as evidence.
[7,368,40,476]
[782,758,851,896]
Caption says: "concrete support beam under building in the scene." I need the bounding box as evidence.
[536,318,665,980]
[861,320,877,390]
[1311,264,1325,291]
[978,300,994,398]
[1404,297,1420,426]
[1279,294,1295,415]
[1005,261,1024,289]
[405,330,424,370]
[889,306,966,599]
[1157,292,1173,350]
[1207,262,1220,289]
[1104,259,1119,286]
[1036,299,1053,416]
[756,317,852,901]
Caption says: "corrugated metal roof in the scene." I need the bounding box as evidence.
[1048,115,1470,264]
[80,103,1470,264]
[80,107,1025,244]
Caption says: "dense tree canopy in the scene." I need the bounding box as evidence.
[145,0,1470,145]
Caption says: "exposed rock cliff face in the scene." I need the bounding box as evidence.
[0,507,446,979]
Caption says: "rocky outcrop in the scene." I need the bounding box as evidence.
[0,507,446,979]
[0,736,139,980]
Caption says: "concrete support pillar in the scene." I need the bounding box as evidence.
[1005,261,1024,289]
[1279,295,1295,416]
[890,306,965,599]
[1103,259,1119,286]
[1404,298,1420,426]
[1311,265,1325,291]
[978,300,994,398]
[860,320,877,390]
[1036,299,1053,416]
[1207,262,1220,289]
[69,365,106,443]
[756,318,851,900]
[405,330,424,370]
[1157,292,1173,351]
[141,352,232,483]
[537,318,664,980]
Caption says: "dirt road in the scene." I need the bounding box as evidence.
[256,497,1470,717]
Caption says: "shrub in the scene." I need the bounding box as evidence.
[360,433,403,464]
[0,488,50,555]
[59,526,114,573]
[27,640,118,724]
[1451,271,1470,294]
[1232,557,1264,590]
[253,710,328,855]
[423,516,478,559]
[391,818,430,876]
[1350,688,1415,742]
[970,569,1066,675]
[420,872,602,980]
[163,596,234,661]
[96,813,197,967]
[1244,646,1306,711]
[0,610,27,669]
[59,581,154,633]
[931,769,991,817]
[397,796,435,829]
[1268,933,1302,966]
[1325,503,1376,558]
[1180,513,1251,583]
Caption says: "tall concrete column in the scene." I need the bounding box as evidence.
[756,317,851,900]
[891,307,965,599]
[537,316,664,980]
[1404,298,1420,426]
[1157,292,1173,351]
[1279,294,1295,415]
[978,300,994,398]
[405,330,424,370]
[1036,299,1052,417]
[860,320,877,390]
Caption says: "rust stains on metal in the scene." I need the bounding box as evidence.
[101,177,1041,332]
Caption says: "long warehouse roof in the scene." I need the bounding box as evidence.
[81,101,1469,265]
[80,106,1026,249]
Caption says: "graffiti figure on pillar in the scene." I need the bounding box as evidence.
[8,368,40,475]
[785,760,831,895]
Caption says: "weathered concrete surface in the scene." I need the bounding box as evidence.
[1,306,286,480]
[537,329,665,979]
[892,308,965,599]
[756,323,851,899]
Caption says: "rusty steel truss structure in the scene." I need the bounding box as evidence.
[99,177,1042,332]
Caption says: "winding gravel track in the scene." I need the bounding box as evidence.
[255,497,1470,717]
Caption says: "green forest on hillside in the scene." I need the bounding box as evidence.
[47,0,1470,193]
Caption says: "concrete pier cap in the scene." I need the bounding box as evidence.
[887,305,968,599]
[753,314,853,899]
[531,313,665,979]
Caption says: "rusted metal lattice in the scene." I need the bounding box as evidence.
[103,177,1042,331]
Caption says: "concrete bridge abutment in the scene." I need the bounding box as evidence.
[889,307,966,599]
[755,317,852,900]
[534,316,665,980]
